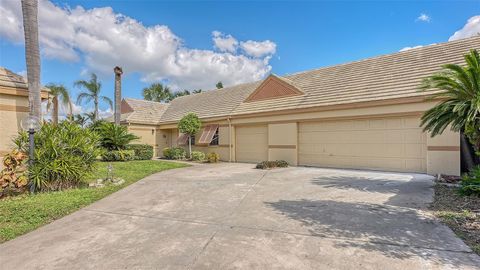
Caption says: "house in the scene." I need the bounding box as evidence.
[122,36,480,176]
[0,68,49,158]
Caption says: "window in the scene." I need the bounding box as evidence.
[210,129,219,146]
[190,135,195,145]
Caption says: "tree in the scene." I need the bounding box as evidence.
[178,112,201,159]
[113,66,123,125]
[420,49,480,155]
[75,73,113,122]
[171,90,191,100]
[216,81,223,89]
[21,0,41,118]
[45,83,72,124]
[143,83,173,103]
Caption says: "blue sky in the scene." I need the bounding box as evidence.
[0,0,479,117]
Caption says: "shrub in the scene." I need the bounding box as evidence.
[178,112,201,159]
[206,152,220,163]
[101,150,135,162]
[126,144,154,160]
[256,160,289,170]
[14,121,101,191]
[191,151,205,161]
[163,147,186,160]
[0,150,28,197]
[460,165,480,196]
[96,122,139,150]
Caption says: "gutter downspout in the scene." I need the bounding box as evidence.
[227,117,232,162]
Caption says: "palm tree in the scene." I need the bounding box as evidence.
[75,73,112,122]
[142,83,172,103]
[21,0,41,118]
[113,66,123,125]
[420,49,480,154]
[45,83,72,124]
[170,90,191,100]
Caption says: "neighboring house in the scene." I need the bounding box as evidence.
[122,36,480,176]
[118,98,170,156]
[0,67,49,158]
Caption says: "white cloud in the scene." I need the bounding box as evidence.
[212,31,238,53]
[449,15,480,41]
[416,13,431,23]
[0,0,277,91]
[240,40,277,58]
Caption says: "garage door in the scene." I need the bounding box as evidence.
[236,125,268,163]
[298,116,427,172]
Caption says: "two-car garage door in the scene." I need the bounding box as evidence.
[298,116,427,173]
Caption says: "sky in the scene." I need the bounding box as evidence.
[0,0,479,118]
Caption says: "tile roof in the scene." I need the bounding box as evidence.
[157,36,480,123]
[0,67,49,92]
[120,98,169,125]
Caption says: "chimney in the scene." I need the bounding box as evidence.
[113,66,123,125]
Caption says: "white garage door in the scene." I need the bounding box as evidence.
[298,116,427,172]
[236,125,268,163]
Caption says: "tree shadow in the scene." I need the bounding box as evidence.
[311,173,433,209]
[265,199,478,267]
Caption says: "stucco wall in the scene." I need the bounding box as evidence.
[268,123,297,165]
[0,93,29,157]
[426,128,460,176]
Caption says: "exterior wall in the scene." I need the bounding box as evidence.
[0,93,29,157]
[126,124,158,157]
[268,123,297,165]
[426,128,460,176]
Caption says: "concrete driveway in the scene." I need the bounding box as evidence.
[1,163,479,269]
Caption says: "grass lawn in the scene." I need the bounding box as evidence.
[0,160,187,243]
[430,184,480,255]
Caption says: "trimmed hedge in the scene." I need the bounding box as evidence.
[126,144,154,160]
[256,160,289,170]
[163,147,186,160]
[101,150,135,162]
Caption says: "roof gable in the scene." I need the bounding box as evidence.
[244,74,304,102]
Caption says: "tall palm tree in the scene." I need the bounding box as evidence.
[142,83,173,103]
[113,66,123,125]
[420,49,480,153]
[45,83,72,124]
[21,0,41,118]
[75,73,112,122]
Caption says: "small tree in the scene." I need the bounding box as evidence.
[178,112,201,158]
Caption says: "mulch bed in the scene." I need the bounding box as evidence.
[430,184,480,255]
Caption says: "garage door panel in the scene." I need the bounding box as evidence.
[236,125,268,163]
[298,116,427,173]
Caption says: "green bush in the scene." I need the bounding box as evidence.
[96,122,139,150]
[13,121,101,191]
[191,151,205,161]
[460,166,480,196]
[163,147,186,160]
[101,150,135,162]
[256,160,289,169]
[126,144,154,160]
[206,152,220,163]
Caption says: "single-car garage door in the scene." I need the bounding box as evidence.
[298,116,427,173]
[236,125,268,163]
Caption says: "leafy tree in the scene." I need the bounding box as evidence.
[142,82,173,103]
[171,90,191,100]
[96,122,139,151]
[420,49,480,154]
[193,89,203,94]
[178,112,201,158]
[45,83,72,124]
[75,73,113,122]
[216,81,223,89]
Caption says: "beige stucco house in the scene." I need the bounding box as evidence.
[0,68,49,158]
[122,36,480,176]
